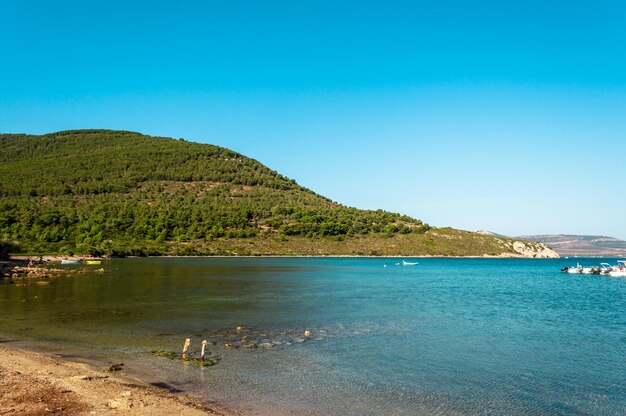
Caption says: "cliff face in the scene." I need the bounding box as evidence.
[476,232,560,258]
[509,240,560,258]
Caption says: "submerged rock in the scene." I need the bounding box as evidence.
[108,363,124,372]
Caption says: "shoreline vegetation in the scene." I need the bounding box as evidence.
[1,230,559,261]
[1,231,558,259]
[0,345,232,415]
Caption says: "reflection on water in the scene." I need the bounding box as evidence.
[1,257,625,415]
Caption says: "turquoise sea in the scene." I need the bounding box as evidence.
[1,257,624,415]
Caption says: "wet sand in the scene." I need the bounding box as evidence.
[0,345,236,415]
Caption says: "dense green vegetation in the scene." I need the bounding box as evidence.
[0,129,523,256]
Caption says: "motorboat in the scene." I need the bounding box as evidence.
[402,260,418,266]
[562,260,626,277]
[589,266,602,275]
[606,260,626,277]
[61,259,81,265]
[561,263,583,274]
[598,263,613,275]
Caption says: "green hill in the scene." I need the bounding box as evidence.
[0,130,556,257]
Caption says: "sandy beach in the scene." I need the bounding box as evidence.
[0,345,234,416]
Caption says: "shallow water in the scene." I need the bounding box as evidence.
[1,257,625,415]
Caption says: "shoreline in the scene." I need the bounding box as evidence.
[0,254,560,280]
[8,253,562,260]
[2,254,561,279]
[0,343,236,415]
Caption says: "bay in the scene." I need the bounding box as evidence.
[1,257,624,415]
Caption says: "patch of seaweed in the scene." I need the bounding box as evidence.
[148,350,220,367]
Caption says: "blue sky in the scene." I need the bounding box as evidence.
[2,1,626,239]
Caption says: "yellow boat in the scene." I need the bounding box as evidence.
[84,260,102,265]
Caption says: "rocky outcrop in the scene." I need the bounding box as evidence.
[501,239,560,258]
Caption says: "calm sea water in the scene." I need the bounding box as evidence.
[1,257,624,415]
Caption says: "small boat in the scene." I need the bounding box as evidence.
[562,261,626,277]
[402,260,419,266]
[589,266,602,275]
[598,263,613,275]
[580,266,594,275]
[561,263,582,274]
[61,259,81,265]
[84,260,102,265]
[561,262,593,274]
[607,260,626,277]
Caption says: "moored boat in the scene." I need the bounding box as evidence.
[61,259,81,265]
[589,266,602,275]
[561,263,584,274]
[562,260,626,277]
[84,260,102,265]
[598,263,613,275]
[607,260,626,277]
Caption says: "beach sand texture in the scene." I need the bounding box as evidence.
[0,345,232,415]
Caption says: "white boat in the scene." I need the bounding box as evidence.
[61,259,81,265]
[607,260,626,277]
[402,260,418,266]
[562,262,597,274]
[580,266,594,275]
[598,263,613,275]
[562,263,583,274]
[563,260,626,277]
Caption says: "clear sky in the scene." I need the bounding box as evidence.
[2,1,626,239]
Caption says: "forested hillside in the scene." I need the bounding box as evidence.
[0,130,552,257]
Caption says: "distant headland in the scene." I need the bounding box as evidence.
[517,234,626,257]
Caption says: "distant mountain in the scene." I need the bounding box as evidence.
[518,234,626,257]
[0,130,558,257]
